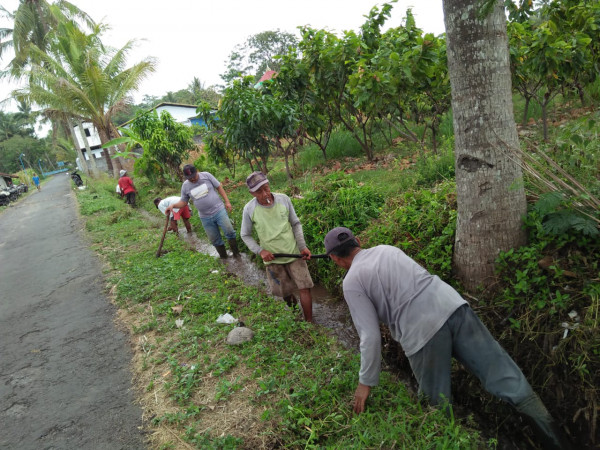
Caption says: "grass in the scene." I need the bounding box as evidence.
[73,91,600,448]
[75,177,484,449]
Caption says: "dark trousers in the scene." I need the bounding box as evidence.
[407,304,565,448]
[125,192,136,205]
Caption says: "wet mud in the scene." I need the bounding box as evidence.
[179,230,360,350]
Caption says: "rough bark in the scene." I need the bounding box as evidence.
[96,125,119,178]
[442,0,527,291]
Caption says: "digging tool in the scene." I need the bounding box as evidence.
[156,215,170,258]
[272,253,329,259]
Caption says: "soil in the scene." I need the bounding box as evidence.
[177,227,361,350]
[0,174,146,449]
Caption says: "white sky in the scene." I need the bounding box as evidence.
[0,0,445,117]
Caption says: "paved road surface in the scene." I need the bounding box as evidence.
[0,174,145,449]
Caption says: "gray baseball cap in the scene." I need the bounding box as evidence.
[246,171,269,192]
[324,227,356,254]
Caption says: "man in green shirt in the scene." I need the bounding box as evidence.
[240,171,314,322]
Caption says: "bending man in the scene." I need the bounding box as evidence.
[324,226,569,450]
[154,196,192,233]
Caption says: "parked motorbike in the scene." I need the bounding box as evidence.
[70,170,83,187]
[0,188,10,206]
[7,185,20,201]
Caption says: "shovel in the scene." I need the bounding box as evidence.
[156,215,170,258]
[272,253,329,259]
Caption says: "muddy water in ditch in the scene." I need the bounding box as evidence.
[177,230,360,350]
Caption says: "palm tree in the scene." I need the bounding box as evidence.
[15,19,156,177]
[0,0,94,78]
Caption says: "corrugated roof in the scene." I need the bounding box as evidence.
[258,70,277,83]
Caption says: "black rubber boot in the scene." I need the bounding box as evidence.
[215,245,228,259]
[182,217,192,233]
[517,395,572,450]
[228,238,240,257]
[283,295,298,309]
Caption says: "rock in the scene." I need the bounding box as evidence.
[226,327,254,345]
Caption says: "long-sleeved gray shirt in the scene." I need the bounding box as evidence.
[240,193,307,265]
[343,245,466,386]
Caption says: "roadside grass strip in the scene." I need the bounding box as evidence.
[76,179,484,449]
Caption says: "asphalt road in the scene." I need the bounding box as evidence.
[0,174,145,449]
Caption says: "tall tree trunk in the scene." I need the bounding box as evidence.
[67,119,89,175]
[442,0,527,291]
[110,122,128,172]
[44,152,56,170]
[96,126,120,178]
[76,120,99,176]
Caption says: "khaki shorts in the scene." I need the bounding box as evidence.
[265,259,314,297]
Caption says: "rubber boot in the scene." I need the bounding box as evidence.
[283,295,298,309]
[215,245,228,259]
[182,217,192,233]
[517,394,572,450]
[228,238,240,257]
[168,219,178,233]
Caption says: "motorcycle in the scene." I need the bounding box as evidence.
[70,170,83,187]
[7,185,20,202]
[0,188,10,206]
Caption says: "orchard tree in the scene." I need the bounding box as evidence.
[527,1,593,140]
[196,102,237,175]
[442,0,527,291]
[508,21,543,126]
[272,50,334,160]
[105,110,194,184]
[217,77,273,173]
[221,30,298,84]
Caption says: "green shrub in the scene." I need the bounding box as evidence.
[496,207,599,320]
[362,180,457,279]
[296,172,385,249]
[293,172,385,289]
[414,143,455,187]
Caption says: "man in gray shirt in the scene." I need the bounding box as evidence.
[165,164,239,258]
[324,226,569,450]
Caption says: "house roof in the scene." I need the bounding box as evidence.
[258,70,277,83]
[0,172,18,178]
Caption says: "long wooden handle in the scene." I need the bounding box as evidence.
[156,215,170,258]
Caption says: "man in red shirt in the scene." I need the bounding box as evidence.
[118,170,137,206]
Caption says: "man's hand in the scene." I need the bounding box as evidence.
[225,201,233,213]
[353,383,371,414]
[300,247,312,260]
[164,206,173,215]
[259,249,275,262]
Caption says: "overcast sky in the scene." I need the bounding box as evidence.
[0,0,445,114]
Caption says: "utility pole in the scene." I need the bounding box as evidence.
[18,153,30,186]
